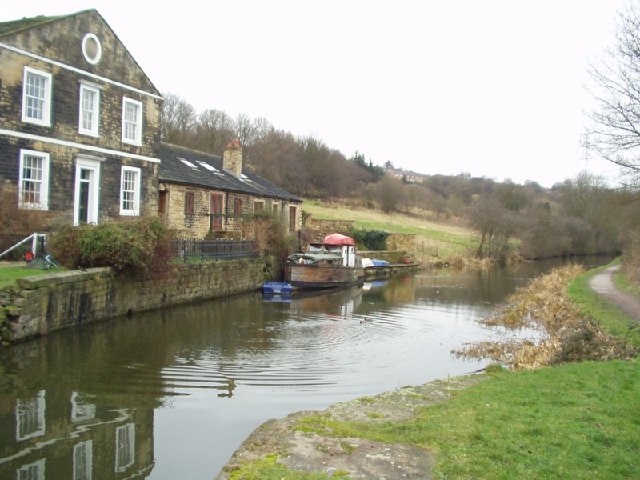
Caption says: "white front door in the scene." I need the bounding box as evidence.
[74,157,101,225]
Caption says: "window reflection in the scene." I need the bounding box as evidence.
[70,392,96,423]
[15,390,46,441]
[16,458,45,480]
[114,423,135,472]
[73,440,93,480]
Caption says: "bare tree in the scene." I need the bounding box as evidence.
[161,93,197,144]
[195,109,235,154]
[377,175,405,214]
[588,4,640,179]
[235,114,272,147]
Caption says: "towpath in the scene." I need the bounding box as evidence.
[589,264,640,322]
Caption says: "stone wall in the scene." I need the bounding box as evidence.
[386,234,417,253]
[160,181,302,240]
[305,218,355,241]
[0,258,264,345]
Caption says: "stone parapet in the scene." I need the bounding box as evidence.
[0,258,264,345]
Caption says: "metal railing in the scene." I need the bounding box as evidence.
[171,239,259,261]
[0,233,47,259]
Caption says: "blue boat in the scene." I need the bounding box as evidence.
[262,281,293,295]
[371,259,390,267]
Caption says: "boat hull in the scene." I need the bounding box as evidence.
[285,264,363,289]
[262,281,293,295]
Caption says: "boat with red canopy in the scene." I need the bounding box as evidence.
[284,233,364,289]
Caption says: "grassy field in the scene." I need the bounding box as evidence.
[302,199,478,260]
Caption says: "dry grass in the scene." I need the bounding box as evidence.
[455,264,638,369]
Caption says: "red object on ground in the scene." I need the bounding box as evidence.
[24,251,34,262]
[323,234,355,246]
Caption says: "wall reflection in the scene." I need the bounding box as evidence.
[1,388,153,479]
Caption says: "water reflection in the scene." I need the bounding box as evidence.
[1,388,153,480]
[0,257,611,479]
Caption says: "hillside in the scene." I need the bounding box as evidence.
[302,199,477,262]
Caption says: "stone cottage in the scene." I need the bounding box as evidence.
[157,140,302,239]
[0,10,162,226]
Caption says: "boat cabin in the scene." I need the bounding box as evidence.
[289,234,357,267]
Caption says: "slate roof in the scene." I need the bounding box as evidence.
[157,143,301,203]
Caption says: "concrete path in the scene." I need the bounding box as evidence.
[589,265,640,322]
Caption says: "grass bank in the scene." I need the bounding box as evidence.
[298,360,639,480]
[302,199,477,260]
[0,263,56,289]
[226,262,640,479]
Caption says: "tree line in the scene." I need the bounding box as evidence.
[160,93,384,198]
[160,92,638,260]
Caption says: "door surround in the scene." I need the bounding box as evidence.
[73,156,103,225]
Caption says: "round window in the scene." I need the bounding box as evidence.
[82,33,102,65]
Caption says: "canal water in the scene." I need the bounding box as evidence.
[0,258,608,479]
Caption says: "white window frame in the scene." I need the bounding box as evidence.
[70,391,96,423]
[81,33,102,65]
[115,423,135,473]
[119,166,141,216]
[15,390,46,441]
[122,97,143,146]
[78,81,100,137]
[18,150,50,210]
[22,67,52,126]
[16,458,46,480]
[73,440,93,480]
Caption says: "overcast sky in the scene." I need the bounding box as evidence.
[1,0,630,186]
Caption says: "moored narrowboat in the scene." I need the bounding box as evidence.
[285,234,364,289]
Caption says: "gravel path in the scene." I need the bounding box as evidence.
[589,265,640,322]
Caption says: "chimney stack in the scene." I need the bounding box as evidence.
[223,139,243,177]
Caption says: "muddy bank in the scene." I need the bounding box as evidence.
[216,373,486,479]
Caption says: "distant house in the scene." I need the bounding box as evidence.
[157,141,302,239]
[385,166,424,184]
[0,10,162,226]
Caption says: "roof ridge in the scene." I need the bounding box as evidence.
[0,9,161,97]
[160,142,223,159]
[0,9,94,37]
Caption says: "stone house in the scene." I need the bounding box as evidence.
[0,10,162,227]
[0,9,301,243]
[157,140,302,239]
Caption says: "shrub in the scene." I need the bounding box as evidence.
[350,228,389,251]
[252,212,297,280]
[49,224,85,268]
[50,217,174,277]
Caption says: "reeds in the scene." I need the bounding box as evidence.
[455,264,638,369]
